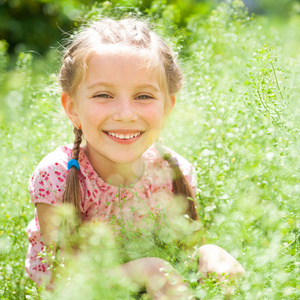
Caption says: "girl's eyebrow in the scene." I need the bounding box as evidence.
[135,84,160,93]
[87,82,160,93]
[86,81,114,90]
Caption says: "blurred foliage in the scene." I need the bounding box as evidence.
[2,0,299,57]
[245,0,300,16]
[0,0,94,55]
[0,0,215,56]
[0,0,300,299]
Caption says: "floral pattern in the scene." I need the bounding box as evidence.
[25,144,196,286]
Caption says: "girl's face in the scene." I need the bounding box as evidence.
[62,47,175,167]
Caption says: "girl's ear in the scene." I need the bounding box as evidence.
[170,95,176,111]
[165,94,176,117]
[163,95,176,127]
[61,93,80,128]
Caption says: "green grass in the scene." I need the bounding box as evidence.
[0,1,299,299]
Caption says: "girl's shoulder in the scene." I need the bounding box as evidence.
[144,144,194,168]
[28,144,75,206]
[144,144,196,178]
[142,144,196,195]
[33,144,73,171]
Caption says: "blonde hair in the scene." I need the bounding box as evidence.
[59,17,198,221]
[59,18,182,95]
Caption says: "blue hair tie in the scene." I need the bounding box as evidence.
[168,156,179,168]
[67,159,80,171]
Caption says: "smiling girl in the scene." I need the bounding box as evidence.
[25,17,244,298]
[64,46,170,185]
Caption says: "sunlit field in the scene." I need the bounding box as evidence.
[0,1,299,299]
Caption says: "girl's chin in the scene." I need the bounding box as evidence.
[107,156,143,165]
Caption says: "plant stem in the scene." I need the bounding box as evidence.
[270,61,284,101]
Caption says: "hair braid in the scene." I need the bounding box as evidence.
[156,143,198,221]
[62,127,83,214]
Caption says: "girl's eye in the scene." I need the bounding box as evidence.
[93,93,111,99]
[136,95,152,100]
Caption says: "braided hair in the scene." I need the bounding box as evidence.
[156,142,198,221]
[62,127,82,213]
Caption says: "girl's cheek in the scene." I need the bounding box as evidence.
[143,103,165,119]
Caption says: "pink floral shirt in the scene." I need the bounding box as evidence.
[25,144,196,286]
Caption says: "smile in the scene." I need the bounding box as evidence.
[104,131,142,140]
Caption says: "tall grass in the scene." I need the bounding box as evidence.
[0,0,299,299]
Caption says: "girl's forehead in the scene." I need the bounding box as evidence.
[85,45,155,68]
[83,45,167,90]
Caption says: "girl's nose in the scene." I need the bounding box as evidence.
[112,98,138,122]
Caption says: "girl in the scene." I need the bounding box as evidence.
[25,17,244,298]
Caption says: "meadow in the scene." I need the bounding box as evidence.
[0,0,299,299]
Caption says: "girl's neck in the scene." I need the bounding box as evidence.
[83,145,145,187]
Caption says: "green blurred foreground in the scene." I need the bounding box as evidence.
[0,0,299,299]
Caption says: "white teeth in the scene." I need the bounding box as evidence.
[107,132,141,139]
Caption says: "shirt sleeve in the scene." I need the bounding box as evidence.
[28,150,69,207]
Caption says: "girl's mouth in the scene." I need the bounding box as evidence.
[103,131,143,141]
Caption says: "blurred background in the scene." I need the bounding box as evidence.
[1,0,300,59]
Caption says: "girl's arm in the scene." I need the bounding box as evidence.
[36,203,60,288]
[37,203,60,249]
